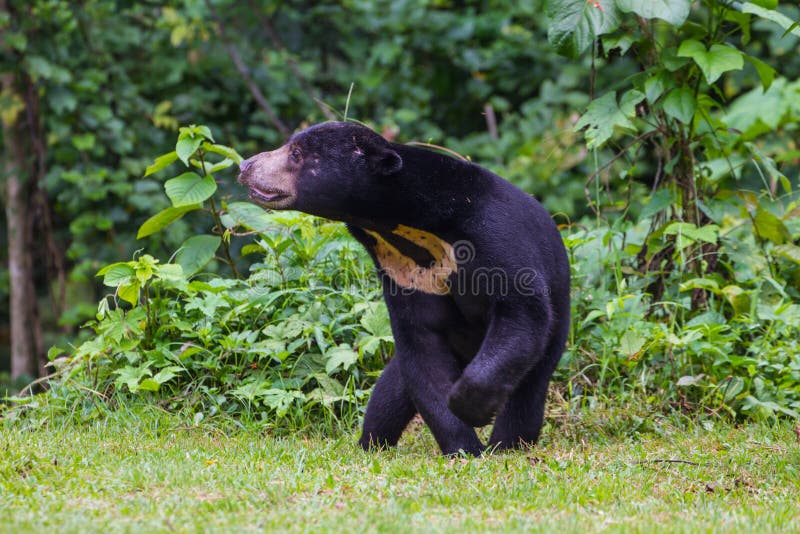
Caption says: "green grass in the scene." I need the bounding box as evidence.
[1,407,799,533]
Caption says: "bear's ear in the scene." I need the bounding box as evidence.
[370,148,403,176]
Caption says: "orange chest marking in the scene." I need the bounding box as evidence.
[364,225,456,295]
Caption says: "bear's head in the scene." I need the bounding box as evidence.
[237,122,403,220]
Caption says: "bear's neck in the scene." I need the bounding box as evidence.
[343,144,490,231]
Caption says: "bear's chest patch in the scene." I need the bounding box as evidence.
[364,225,456,295]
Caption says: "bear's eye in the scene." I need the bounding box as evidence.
[289,146,302,164]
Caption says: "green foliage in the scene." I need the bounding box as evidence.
[3,2,800,430]
[546,0,622,58]
[562,210,800,421]
[43,210,389,429]
[11,128,389,429]
[540,1,800,421]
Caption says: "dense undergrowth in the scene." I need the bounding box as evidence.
[3,2,800,433]
[4,134,799,430]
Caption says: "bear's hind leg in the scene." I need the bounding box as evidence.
[359,356,417,450]
[487,352,560,451]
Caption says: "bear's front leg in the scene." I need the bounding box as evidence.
[447,304,551,428]
[447,374,513,428]
[394,330,485,456]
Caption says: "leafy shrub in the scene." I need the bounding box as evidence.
[7,129,391,432]
[41,212,390,432]
[560,201,800,421]
[543,0,800,422]
[7,97,799,429]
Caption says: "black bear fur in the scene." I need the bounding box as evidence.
[238,122,570,455]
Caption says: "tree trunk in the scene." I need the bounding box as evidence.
[2,70,44,380]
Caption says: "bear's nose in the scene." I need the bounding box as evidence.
[239,157,255,175]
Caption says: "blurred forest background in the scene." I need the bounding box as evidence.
[1,0,799,427]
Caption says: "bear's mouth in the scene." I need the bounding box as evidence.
[248,187,294,208]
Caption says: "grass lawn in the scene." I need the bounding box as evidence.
[1,407,799,533]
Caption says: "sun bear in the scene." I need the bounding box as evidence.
[238,122,570,455]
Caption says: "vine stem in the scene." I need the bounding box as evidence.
[199,150,241,279]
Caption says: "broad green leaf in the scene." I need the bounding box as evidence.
[145,151,179,177]
[47,346,67,361]
[640,189,676,219]
[225,202,275,232]
[135,262,154,285]
[203,142,243,164]
[118,281,141,306]
[240,244,264,256]
[616,0,691,26]
[774,244,800,265]
[744,54,777,91]
[620,89,645,114]
[546,0,621,58]
[753,209,790,244]
[644,71,673,103]
[165,172,217,207]
[722,285,751,316]
[676,375,704,387]
[207,158,235,174]
[48,86,77,114]
[746,142,788,187]
[97,263,135,287]
[156,263,185,280]
[176,136,203,166]
[325,344,359,375]
[114,365,151,392]
[360,303,393,338]
[155,263,188,291]
[5,31,27,52]
[601,33,635,55]
[137,204,200,239]
[261,389,305,417]
[618,330,645,358]
[678,40,744,84]
[724,78,788,138]
[231,381,273,402]
[661,47,692,72]
[152,366,183,384]
[662,85,696,124]
[663,222,719,249]
[137,379,161,392]
[194,125,214,141]
[741,2,800,38]
[26,55,72,83]
[721,376,745,403]
[575,90,644,149]
[679,278,720,293]
[175,234,221,276]
[73,133,95,150]
[748,0,777,8]
[684,224,719,244]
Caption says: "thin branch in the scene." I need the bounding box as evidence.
[405,141,469,161]
[583,131,657,216]
[204,0,290,137]
[483,102,498,140]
